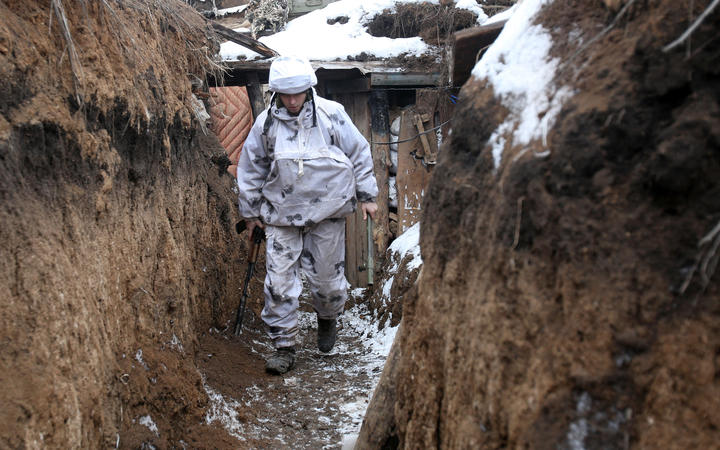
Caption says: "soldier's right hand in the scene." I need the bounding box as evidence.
[246,219,265,245]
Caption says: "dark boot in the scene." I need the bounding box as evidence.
[317,317,337,353]
[265,347,296,374]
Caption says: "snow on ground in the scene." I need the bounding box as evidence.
[388,222,422,272]
[203,224,424,448]
[221,0,489,61]
[378,222,422,310]
[471,0,574,169]
[202,304,399,448]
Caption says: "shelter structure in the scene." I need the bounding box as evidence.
[216,59,455,287]
[205,1,510,287]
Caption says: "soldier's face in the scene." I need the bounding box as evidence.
[279,92,307,115]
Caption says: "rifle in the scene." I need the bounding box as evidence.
[234,220,266,336]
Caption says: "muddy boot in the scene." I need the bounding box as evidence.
[317,318,337,353]
[265,347,296,374]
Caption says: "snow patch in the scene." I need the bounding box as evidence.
[204,383,246,441]
[135,349,149,371]
[139,415,159,437]
[216,5,247,17]
[454,0,489,23]
[471,0,574,169]
[167,334,184,353]
[221,0,493,61]
[389,222,422,272]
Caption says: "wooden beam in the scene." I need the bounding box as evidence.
[369,90,391,272]
[450,20,506,87]
[324,77,371,95]
[334,92,372,288]
[210,21,278,58]
[371,72,441,87]
[245,72,266,119]
[414,89,444,166]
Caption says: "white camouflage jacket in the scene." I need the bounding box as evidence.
[236,92,378,227]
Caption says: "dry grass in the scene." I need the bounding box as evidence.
[366,3,477,47]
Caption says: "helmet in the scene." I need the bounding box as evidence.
[268,56,317,94]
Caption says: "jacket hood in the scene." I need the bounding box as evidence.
[269,56,318,94]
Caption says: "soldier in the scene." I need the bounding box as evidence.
[236,56,378,374]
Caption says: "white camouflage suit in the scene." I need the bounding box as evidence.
[236,90,378,349]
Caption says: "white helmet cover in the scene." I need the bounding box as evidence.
[268,56,318,94]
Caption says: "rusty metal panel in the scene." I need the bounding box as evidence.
[209,86,253,176]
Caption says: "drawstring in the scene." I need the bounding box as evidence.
[295,114,305,177]
[309,89,317,128]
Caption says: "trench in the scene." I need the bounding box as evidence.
[100,112,404,448]
[195,295,398,449]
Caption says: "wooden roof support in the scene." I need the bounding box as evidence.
[245,72,265,120]
[450,20,507,87]
[371,72,442,87]
[210,21,278,58]
[324,77,371,95]
[369,90,391,270]
[336,92,373,287]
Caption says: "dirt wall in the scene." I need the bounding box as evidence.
[0,1,243,447]
[359,0,720,448]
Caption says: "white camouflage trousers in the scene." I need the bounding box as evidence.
[261,219,349,348]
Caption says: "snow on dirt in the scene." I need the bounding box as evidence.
[221,0,489,61]
[388,222,422,272]
[216,5,248,17]
[200,224,423,447]
[471,0,574,169]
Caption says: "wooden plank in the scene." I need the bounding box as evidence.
[396,107,432,234]
[210,21,278,58]
[245,72,265,120]
[415,89,442,166]
[324,77,371,95]
[333,92,372,288]
[352,92,372,287]
[369,90,391,272]
[450,20,506,87]
[371,72,441,87]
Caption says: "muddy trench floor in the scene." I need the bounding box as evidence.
[194,295,386,449]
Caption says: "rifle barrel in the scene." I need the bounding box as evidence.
[233,263,255,336]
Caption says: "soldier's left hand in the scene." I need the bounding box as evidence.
[361,202,378,221]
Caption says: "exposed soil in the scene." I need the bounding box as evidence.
[0,1,238,447]
[0,1,407,448]
[358,0,720,448]
[5,0,719,448]
[367,3,478,46]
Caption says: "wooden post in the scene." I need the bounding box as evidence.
[369,90,390,272]
[210,21,278,58]
[246,72,265,119]
[450,20,507,86]
[355,323,403,449]
[332,92,372,288]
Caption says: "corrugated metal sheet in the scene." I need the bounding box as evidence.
[209,86,254,176]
